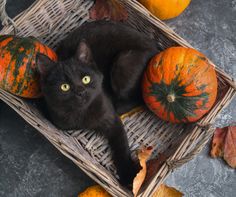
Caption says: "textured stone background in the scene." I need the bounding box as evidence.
[0,0,235,196]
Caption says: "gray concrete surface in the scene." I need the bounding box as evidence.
[0,0,235,196]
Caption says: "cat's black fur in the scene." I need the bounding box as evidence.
[36,21,158,186]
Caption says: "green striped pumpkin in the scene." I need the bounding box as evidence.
[0,35,57,98]
[142,47,218,123]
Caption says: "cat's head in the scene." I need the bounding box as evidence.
[36,41,103,109]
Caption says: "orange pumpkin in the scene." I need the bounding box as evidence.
[138,0,191,20]
[78,185,111,197]
[0,35,57,98]
[142,47,218,123]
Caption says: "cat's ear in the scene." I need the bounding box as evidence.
[76,40,93,63]
[36,53,55,75]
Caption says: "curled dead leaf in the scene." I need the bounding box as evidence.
[211,126,236,168]
[211,127,227,158]
[152,184,183,197]
[89,0,128,21]
[145,153,167,186]
[224,126,236,168]
[132,146,153,197]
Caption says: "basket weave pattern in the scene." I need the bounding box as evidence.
[0,0,235,196]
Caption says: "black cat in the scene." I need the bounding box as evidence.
[36,21,158,186]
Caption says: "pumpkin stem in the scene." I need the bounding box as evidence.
[167,94,175,103]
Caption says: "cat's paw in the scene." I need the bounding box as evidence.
[118,160,141,188]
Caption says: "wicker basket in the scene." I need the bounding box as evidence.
[0,0,235,196]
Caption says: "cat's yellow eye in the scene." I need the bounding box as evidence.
[82,76,91,85]
[61,83,70,91]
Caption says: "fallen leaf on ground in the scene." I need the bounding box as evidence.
[211,126,236,168]
[89,0,128,21]
[78,185,111,197]
[152,184,183,197]
[133,146,153,197]
[211,127,227,157]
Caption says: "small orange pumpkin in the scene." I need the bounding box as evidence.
[0,35,57,98]
[142,47,218,123]
[138,0,191,20]
[78,185,111,197]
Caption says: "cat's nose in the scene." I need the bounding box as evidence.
[76,89,86,98]
[76,92,84,97]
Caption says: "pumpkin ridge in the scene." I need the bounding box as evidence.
[2,38,23,89]
[11,38,36,93]
[17,41,36,95]
[0,38,13,86]
[149,74,210,122]
[174,98,199,116]
[146,69,162,92]
[0,37,15,57]
[179,50,205,84]
[169,101,189,122]
[170,95,207,121]
[179,63,211,93]
[0,37,13,60]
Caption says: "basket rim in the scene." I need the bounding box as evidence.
[0,0,235,196]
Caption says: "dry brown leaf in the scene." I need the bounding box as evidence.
[152,184,183,197]
[144,153,167,185]
[224,126,236,168]
[211,126,236,168]
[89,0,128,21]
[211,127,227,157]
[132,147,153,197]
[144,129,193,186]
